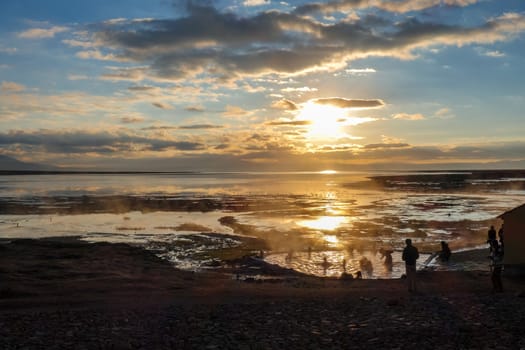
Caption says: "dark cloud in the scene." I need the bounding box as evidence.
[127,85,156,91]
[141,125,178,131]
[315,97,384,108]
[141,124,222,130]
[120,116,145,124]
[152,102,172,109]
[214,143,229,150]
[363,143,410,149]
[185,106,206,112]
[292,0,365,15]
[0,130,204,154]
[75,3,524,83]
[178,124,223,129]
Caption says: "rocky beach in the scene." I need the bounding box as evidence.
[1,238,525,349]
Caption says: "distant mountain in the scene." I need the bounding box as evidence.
[0,155,56,171]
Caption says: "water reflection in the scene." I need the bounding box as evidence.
[323,234,339,245]
[297,216,348,231]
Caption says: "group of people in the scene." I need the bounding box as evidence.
[401,238,452,293]
[281,225,504,293]
[401,224,506,293]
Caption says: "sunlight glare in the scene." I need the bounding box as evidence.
[323,234,339,244]
[297,216,348,231]
[297,102,348,139]
[319,170,337,174]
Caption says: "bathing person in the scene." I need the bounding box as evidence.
[402,239,419,292]
[379,248,393,268]
[359,256,373,276]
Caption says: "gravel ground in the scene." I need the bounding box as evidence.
[2,238,525,349]
[2,293,525,349]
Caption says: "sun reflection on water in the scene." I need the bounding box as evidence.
[297,216,348,231]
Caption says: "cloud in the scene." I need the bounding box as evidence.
[0,129,205,155]
[484,50,505,57]
[76,50,124,61]
[271,99,299,111]
[100,67,149,82]
[244,0,270,6]
[476,48,506,57]
[266,119,311,126]
[178,124,223,129]
[119,116,145,124]
[66,3,525,85]
[1,81,26,92]
[0,47,17,54]
[127,85,157,91]
[140,123,223,131]
[152,102,173,110]
[315,97,384,109]
[185,106,206,112]
[281,86,318,93]
[223,105,250,117]
[18,26,68,39]
[141,125,178,131]
[392,113,425,120]
[364,142,410,149]
[434,108,454,119]
[293,0,480,15]
[68,74,89,81]
[346,68,376,75]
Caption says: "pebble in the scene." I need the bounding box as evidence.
[1,294,525,349]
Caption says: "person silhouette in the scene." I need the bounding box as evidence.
[487,225,498,253]
[491,249,504,292]
[379,248,393,270]
[439,241,451,262]
[402,238,419,293]
[498,225,504,254]
[322,256,330,275]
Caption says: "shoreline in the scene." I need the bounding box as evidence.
[1,237,524,349]
[0,237,513,306]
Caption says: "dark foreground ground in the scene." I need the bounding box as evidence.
[1,238,525,349]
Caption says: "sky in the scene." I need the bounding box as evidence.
[0,0,524,171]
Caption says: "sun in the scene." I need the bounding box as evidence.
[296,101,348,140]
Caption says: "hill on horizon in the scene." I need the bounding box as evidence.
[0,155,56,171]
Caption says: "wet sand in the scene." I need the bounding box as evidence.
[1,238,524,349]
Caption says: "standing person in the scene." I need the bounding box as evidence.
[402,238,419,293]
[498,224,505,254]
[491,249,504,293]
[487,225,497,251]
[439,241,451,262]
